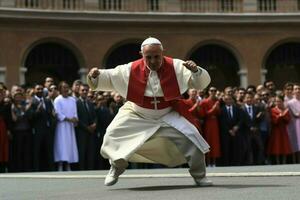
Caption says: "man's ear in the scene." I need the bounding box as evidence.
[139,51,143,56]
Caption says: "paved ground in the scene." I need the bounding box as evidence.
[1,164,300,200]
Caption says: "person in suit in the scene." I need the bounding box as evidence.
[43,77,54,97]
[72,80,82,100]
[75,84,97,170]
[241,91,264,165]
[31,84,56,171]
[95,94,114,170]
[219,94,243,166]
[47,84,59,105]
[10,91,32,172]
[236,88,246,107]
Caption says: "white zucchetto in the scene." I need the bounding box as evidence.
[141,37,163,51]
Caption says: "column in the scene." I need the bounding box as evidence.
[56,0,63,9]
[243,0,257,12]
[19,67,27,85]
[238,68,248,88]
[79,68,88,83]
[261,68,267,85]
[85,0,102,11]
[0,66,6,83]
[166,0,180,12]
[0,0,16,7]
[16,0,25,8]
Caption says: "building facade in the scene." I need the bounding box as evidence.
[1,0,300,89]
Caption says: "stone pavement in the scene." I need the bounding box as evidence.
[0,164,300,200]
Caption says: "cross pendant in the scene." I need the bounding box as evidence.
[150,97,160,110]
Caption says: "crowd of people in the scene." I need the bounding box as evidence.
[185,80,300,167]
[0,77,299,173]
[0,77,123,172]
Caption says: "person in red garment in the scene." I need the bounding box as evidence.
[197,87,221,167]
[184,88,202,130]
[267,94,292,164]
[0,83,11,172]
[185,89,199,106]
[87,37,212,186]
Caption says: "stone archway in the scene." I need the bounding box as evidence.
[265,42,300,89]
[188,44,240,89]
[24,41,81,86]
[104,42,142,69]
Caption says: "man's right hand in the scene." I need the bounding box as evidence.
[88,67,100,79]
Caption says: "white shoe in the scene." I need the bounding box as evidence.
[194,177,213,187]
[104,166,125,186]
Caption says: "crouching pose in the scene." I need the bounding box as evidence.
[87,37,212,186]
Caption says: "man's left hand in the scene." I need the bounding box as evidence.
[183,60,198,73]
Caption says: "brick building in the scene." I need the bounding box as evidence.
[0,0,300,89]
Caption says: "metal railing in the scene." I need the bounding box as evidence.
[180,0,243,13]
[257,0,299,12]
[0,0,298,13]
[15,0,85,10]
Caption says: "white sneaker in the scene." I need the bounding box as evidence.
[104,166,125,186]
[194,177,213,187]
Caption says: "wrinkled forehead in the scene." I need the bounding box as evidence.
[141,44,163,55]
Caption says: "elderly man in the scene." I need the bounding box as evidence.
[87,37,212,186]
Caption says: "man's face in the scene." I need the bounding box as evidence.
[294,85,300,97]
[45,78,54,88]
[224,87,233,96]
[79,85,88,99]
[141,45,163,71]
[61,83,69,97]
[266,81,275,91]
[209,87,217,97]
[237,90,245,100]
[188,89,197,99]
[48,85,58,98]
[245,94,254,105]
[87,91,95,102]
[72,83,81,93]
[223,95,233,106]
[285,86,293,96]
[34,85,44,98]
[114,93,123,103]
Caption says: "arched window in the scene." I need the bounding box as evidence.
[24,42,80,86]
[265,42,300,89]
[189,44,240,89]
[104,43,141,69]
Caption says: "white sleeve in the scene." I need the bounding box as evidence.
[189,66,211,90]
[54,98,66,122]
[173,59,211,93]
[86,63,131,97]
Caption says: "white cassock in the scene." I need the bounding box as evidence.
[88,58,211,168]
[53,95,79,163]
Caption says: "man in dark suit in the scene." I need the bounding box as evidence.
[31,84,56,171]
[95,94,114,170]
[241,91,264,165]
[76,84,97,170]
[219,94,243,166]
